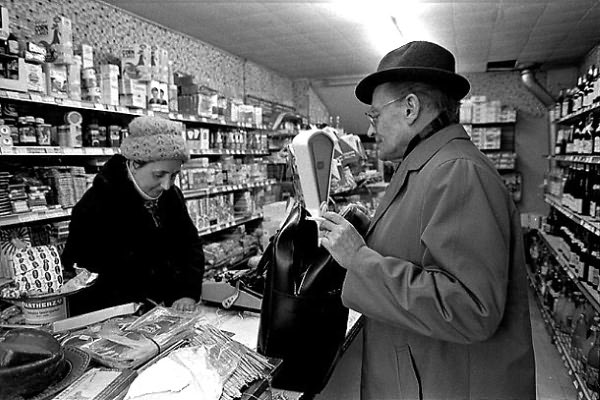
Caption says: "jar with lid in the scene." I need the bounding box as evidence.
[108,125,121,147]
[18,116,37,145]
[85,123,100,147]
[34,117,51,146]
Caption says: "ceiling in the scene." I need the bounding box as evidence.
[104,0,600,81]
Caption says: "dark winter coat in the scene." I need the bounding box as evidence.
[62,155,204,315]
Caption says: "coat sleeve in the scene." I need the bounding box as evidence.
[341,159,511,344]
[61,191,120,275]
[171,188,205,301]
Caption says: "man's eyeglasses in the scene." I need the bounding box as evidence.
[365,96,405,126]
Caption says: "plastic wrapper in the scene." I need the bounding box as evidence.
[0,264,97,299]
[124,345,238,400]
[61,306,204,369]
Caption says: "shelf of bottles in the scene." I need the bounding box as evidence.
[527,230,600,400]
[537,231,600,313]
[544,195,600,237]
[552,155,600,165]
[182,179,276,200]
[0,207,71,228]
[197,213,263,238]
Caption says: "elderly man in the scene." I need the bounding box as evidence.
[318,41,535,399]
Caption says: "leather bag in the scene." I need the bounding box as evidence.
[257,203,369,393]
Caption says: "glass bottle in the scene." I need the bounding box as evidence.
[585,317,600,392]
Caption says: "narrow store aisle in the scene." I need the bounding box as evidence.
[315,291,578,400]
[528,289,578,400]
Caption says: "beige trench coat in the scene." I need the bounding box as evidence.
[342,124,535,400]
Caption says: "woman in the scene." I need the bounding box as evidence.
[62,116,204,315]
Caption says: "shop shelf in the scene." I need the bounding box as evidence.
[197,213,263,237]
[0,146,119,156]
[188,149,270,157]
[545,195,600,237]
[0,207,72,227]
[182,179,276,200]
[555,103,600,125]
[537,231,600,314]
[465,121,516,127]
[526,270,597,400]
[550,155,600,165]
[0,89,270,131]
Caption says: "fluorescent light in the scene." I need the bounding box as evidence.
[327,0,431,56]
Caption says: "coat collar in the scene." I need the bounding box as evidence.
[366,124,470,236]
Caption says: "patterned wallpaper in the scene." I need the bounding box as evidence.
[0,0,330,121]
[464,71,548,118]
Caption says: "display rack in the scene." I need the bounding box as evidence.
[183,179,276,200]
[537,231,600,313]
[0,89,269,130]
[544,195,600,237]
[527,269,597,400]
[551,155,600,165]
[197,213,263,237]
[555,102,600,125]
[0,207,72,228]
[0,146,119,156]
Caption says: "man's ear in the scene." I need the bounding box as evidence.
[404,93,421,125]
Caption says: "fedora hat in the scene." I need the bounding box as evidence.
[355,41,470,104]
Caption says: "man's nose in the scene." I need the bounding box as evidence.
[366,124,376,138]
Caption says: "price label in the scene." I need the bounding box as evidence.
[147,110,155,117]
[577,391,583,399]
[117,106,129,113]
[29,93,43,102]
[0,147,14,154]
[0,90,7,97]
[94,103,106,110]
[6,91,20,99]
[168,113,175,119]
[189,115,197,121]
[63,148,78,155]
[177,114,184,120]
[573,380,578,389]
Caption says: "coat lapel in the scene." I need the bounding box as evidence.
[366,124,470,237]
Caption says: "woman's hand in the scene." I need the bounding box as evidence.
[171,297,197,312]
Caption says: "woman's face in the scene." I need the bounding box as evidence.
[131,159,182,198]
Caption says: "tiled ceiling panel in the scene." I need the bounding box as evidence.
[104,0,600,79]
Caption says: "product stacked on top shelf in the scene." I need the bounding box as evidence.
[526,224,600,400]
[459,95,521,202]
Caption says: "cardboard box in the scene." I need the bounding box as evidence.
[101,76,119,106]
[67,55,81,100]
[147,80,168,112]
[120,76,146,96]
[0,6,9,41]
[25,62,46,93]
[0,58,28,92]
[121,44,151,81]
[100,63,119,78]
[33,16,74,64]
[120,93,146,109]
[80,43,94,69]
[45,63,68,98]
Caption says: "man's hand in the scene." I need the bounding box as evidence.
[171,297,197,312]
[318,209,366,270]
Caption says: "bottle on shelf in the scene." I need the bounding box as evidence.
[593,118,600,155]
[585,316,600,392]
[581,114,594,155]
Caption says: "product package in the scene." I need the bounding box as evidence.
[33,16,74,64]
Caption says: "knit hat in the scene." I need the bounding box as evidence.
[120,116,189,162]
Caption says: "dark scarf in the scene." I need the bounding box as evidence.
[402,110,453,159]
